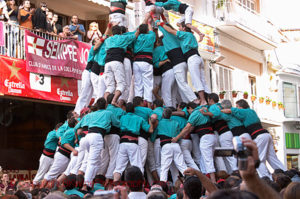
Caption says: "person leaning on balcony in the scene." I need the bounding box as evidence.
[18,0,35,29]
[6,0,18,24]
[87,22,102,44]
[52,13,62,34]
[69,15,85,41]
[59,25,78,40]
[32,2,47,32]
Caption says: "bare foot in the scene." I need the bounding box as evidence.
[198,33,205,42]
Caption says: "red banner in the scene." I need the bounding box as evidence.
[0,55,79,104]
[24,30,91,79]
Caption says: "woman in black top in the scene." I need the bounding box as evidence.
[32,2,47,31]
[6,0,18,24]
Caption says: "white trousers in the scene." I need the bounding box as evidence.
[44,152,70,181]
[133,61,154,102]
[160,143,187,182]
[90,72,100,101]
[219,131,238,172]
[74,70,93,114]
[64,147,79,176]
[104,61,126,94]
[173,62,197,102]
[177,6,193,24]
[114,142,143,175]
[179,139,199,170]
[104,134,120,179]
[187,55,210,93]
[128,75,135,103]
[190,134,206,173]
[138,137,148,173]
[200,134,217,173]
[33,154,54,185]
[98,74,106,99]
[110,13,127,27]
[161,69,176,107]
[255,133,285,179]
[154,138,162,176]
[84,133,104,187]
[147,140,157,172]
[71,137,88,175]
[120,58,132,102]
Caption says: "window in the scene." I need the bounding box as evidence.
[236,0,258,13]
[249,76,257,96]
[285,133,300,149]
[283,82,298,118]
[214,64,233,99]
[287,154,299,170]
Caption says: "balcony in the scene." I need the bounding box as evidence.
[213,0,280,50]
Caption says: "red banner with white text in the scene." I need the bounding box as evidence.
[25,30,91,79]
[0,56,79,104]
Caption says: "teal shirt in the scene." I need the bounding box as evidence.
[219,112,244,129]
[64,189,84,198]
[153,46,169,68]
[134,106,153,121]
[61,128,76,148]
[150,107,164,142]
[157,118,180,138]
[106,104,126,120]
[74,114,90,133]
[87,109,120,132]
[44,130,58,151]
[56,121,69,139]
[208,103,222,123]
[171,115,187,131]
[94,40,107,67]
[176,31,198,54]
[133,31,156,54]
[110,0,127,3]
[105,34,136,51]
[120,113,150,135]
[92,183,105,192]
[169,194,177,199]
[155,0,181,12]
[231,108,261,127]
[187,108,210,126]
[158,25,181,52]
[87,46,96,63]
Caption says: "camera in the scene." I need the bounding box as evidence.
[214,136,248,170]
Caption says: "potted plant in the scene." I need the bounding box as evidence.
[278,102,284,110]
[243,92,248,99]
[219,91,226,99]
[266,98,271,105]
[259,97,264,104]
[232,90,237,98]
[272,101,277,108]
[251,95,256,102]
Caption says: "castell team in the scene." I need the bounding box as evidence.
[32,0,285,190]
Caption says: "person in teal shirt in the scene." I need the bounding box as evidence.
[104,25,139,106]
[156,108,187,181]
[63,174,85,198]
[222,99,285,179]
[100,93,126,180]
[172,102,217,183]
[33,122,63,186]
[152,37,176,108]
[113,102,154,181]
[133,14,156,107]
[154,0,204,41]
[158,22,209,105]
[156,21,198,103]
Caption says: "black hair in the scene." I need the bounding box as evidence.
[67,110,74,120]
[180,22,192,32]
[224,176,242,189]
[275,173,291,190]
[183,176,202,199]
[208,189,259,199]
[186,102,198,110]
[284,170,296,179]
[208,93,219,103]
[153,99,163,108]
[157,36,163,46]
[64,174,77,190]
[176,188,184,199]
[273,169,284,174]
[133,96,143,107]
[139,24,149,34]
[124,166,144,192]
[55,122,63,130]
[179,102,187,109]
[120,26,127,34]
[68,117,78,128]
[126,102,135,113]
[236,99,250,109]
[94,175,106,185]
[96,98,107,110]
[112,25,122,35]
[162,108,172,119]
[107,93,114,104]
[76,174,84,189]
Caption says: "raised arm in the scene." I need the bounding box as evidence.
[160,23,177,35]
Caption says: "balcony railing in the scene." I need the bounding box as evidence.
[213,0,281,44]
[0,22,63,60]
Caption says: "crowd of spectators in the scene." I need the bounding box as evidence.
[0,0,103,42]
[1,140,300,199]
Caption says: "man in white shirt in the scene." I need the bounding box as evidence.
[125,166,147,199]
